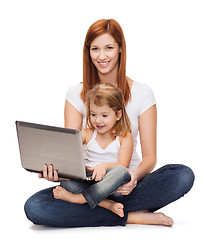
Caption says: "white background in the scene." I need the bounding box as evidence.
[0,0,203,239]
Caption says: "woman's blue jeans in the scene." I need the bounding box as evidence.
[60,165,131,209]
[24,164,195,228]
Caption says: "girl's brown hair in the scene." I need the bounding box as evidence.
[85,83,131,138]
[81,19,131,105]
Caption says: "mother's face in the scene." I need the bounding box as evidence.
[90,33,121,76]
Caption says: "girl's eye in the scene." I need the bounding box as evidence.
[102,115,108,118]
[91,113,96,117]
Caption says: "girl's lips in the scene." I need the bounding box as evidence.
[96,125,105,129]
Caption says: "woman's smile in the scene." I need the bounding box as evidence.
[98,61,110,68]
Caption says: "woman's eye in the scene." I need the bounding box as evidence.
[91,47,98,51]
[107,46,113,50]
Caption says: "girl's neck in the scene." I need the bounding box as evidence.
[95,130,116,141]
[95,130,116,149]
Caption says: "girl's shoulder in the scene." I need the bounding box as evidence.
[118,131,133,145]
[82,128,94,144]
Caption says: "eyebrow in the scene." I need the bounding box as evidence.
[90,111,109,114]
[90,43,115,48]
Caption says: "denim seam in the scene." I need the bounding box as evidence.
[82,188,97,209]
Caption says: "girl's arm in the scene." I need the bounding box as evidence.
[117,104,157,195]
[91,132,133,181]
[38,100,83,181]
[103,132,133,169]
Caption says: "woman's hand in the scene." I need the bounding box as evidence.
[38,164,67,182]
[117,169,138,195]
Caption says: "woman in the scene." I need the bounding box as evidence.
[24,19,194,227]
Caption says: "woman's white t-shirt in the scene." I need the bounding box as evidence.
[65,81,156,169]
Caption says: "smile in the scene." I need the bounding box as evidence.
[98,61,110,67]
[96,125,106,129]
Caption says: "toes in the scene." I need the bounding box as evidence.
[158,213,174,226]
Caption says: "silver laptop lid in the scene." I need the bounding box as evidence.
[16,121,87,180]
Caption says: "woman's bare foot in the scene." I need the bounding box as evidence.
[99,199,124,217]
[127,210,173,226]
[53,186,86,204]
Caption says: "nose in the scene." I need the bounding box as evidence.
[95,115,102,123]
[98,50,107,60]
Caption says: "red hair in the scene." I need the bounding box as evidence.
[81,19,131,104]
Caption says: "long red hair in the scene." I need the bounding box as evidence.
[81,19,131,104]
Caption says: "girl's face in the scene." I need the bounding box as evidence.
[90,33,121,77]
[89,101,122,135]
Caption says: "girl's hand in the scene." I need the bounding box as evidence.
[91,164,107,181]
[38,164,67,182]
[117,169,138,195]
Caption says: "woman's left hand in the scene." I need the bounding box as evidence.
[117,169,138,195]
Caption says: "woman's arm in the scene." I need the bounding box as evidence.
[64,100,83,130]
[135,104,157,180]
[38,100,83,181]
[117,104,157,195]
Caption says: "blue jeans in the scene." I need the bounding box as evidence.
[60,165,131,209]
[24,164,195,227]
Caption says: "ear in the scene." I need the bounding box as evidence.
[119,47,122,53]
[116,110,122,121]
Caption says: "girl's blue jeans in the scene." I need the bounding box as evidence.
[60,165,131,209]
[24,164,194,227]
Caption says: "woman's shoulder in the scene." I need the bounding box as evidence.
[131,80,153,95]
[127,77,153,95]
[66,82,83,95]
[127,78,156,116]
[65,82,84,113]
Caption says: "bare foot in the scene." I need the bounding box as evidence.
[53,186,86,204]
[127,210,174,226]
[99,199,124,217]
[53,186,124,217]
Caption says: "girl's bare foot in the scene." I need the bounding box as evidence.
[127,210,173,226]
[53,186,124,217]
[99,199,124,217]
[53,186,86,204]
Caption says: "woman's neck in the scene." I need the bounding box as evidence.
[98,65,118,86]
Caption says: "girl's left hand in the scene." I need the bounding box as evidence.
[117,169,138,195]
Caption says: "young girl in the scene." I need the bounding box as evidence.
[53,83,133,217]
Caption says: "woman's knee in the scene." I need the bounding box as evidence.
[24,195,40,224]
[24,187,54,225]
[176,164,195,194]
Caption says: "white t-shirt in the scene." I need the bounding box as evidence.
[65,81,156,169]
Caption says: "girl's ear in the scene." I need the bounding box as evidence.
[116,110,122,121]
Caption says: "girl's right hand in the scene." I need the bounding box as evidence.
[38,164,67,182]
[91,163,107,181]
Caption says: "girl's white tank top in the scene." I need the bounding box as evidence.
[84,130,120,168]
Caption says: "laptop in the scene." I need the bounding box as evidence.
[16,121,93,181]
